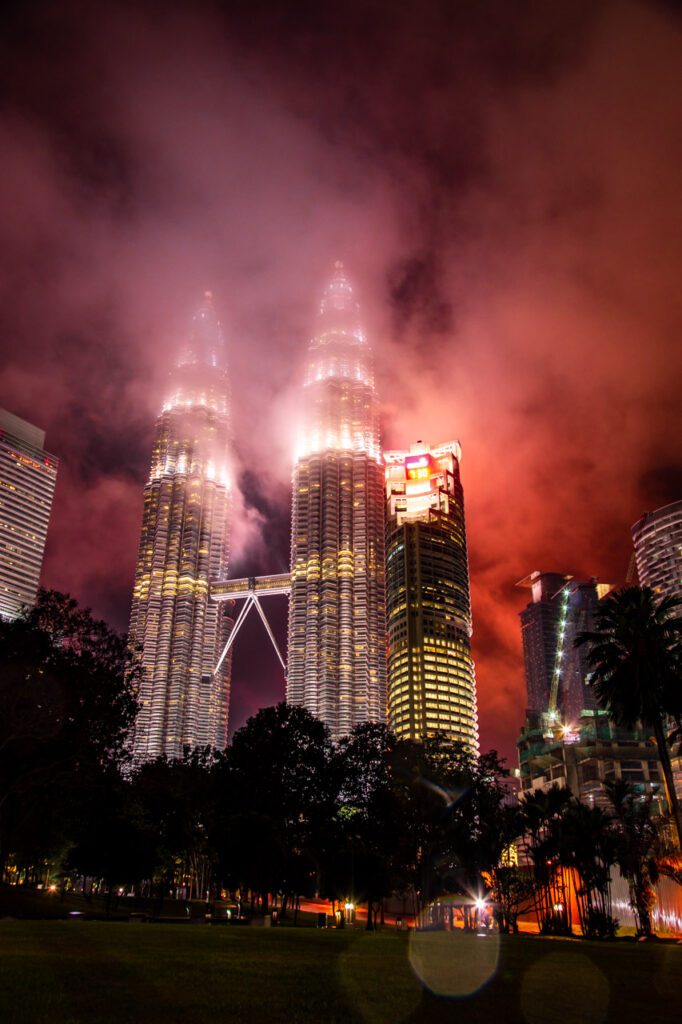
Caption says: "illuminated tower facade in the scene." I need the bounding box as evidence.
[129,293,232,761]
[287,263,386,740]
[0,409,58,620]
[384,441,479,755]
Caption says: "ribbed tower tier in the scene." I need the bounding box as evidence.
[287,264,387,740]
[129,293,233,760]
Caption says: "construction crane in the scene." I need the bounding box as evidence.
[543,583,572,739]
[543,580,591,741]
[625,550,638,585]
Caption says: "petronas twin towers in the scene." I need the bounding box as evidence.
[129,294,233,759]
[288,264,386,738]
[130,264,476,760]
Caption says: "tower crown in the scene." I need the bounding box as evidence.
[320,261,357,313]
[163,292,229,417]
[178,290,225,369]
[317,262,364,344]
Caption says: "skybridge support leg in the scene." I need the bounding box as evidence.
[251,595,287,673]
[214,594,254,675]
[213,593,287,676]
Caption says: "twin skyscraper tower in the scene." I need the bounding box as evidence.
[129,264,479,761]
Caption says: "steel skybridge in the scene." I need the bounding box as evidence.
[211,573,291,675]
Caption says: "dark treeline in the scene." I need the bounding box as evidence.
[1,589,681,938]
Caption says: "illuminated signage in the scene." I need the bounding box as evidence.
[405,454,435,481]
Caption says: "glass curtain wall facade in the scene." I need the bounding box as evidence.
[0,409,58,620]
[129,293,233,760]
[384,441,479,755]
[287,263,386,740]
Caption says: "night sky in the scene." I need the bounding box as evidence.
[1,0,681,767]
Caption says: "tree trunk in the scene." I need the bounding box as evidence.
[652,712,682,849]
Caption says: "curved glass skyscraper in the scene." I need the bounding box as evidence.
[384,441,479,755]
[287,263,386,740]
[632,500,682,602]
[130,293,233,760]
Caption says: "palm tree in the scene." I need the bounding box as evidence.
[606,779,660,937]
[520,784,573,934]
[576,585,682,846]
[558,799,617,938]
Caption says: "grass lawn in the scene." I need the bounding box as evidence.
[0,920,680,1024]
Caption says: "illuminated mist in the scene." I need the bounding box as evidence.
[1,0,680,763]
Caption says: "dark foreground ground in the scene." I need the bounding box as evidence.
[0,919,680,1024]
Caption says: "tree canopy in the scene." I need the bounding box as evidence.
[576,585,682,846]
[0,589,138,881]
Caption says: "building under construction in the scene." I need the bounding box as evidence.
[516,573,662,809]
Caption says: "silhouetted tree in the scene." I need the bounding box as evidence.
[0,589,138,882]
[606,779,661,937]
[333,723,398,928]
[390,737,511,927]
[576,586,682,846]
[520,784,573,934]
[558,800,618,938]
[131,747,219,900]
[67,767,159,911]
[217,703,334,915]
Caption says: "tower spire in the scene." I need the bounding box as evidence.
[319,262,364,343]
[288,265,386,740]
[177,290,225,370]
[129,294,233,762]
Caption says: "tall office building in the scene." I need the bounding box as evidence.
[515,573,660,807]
[287,263,386,740]
[632,503,682,804]
[517,571,608,718]
[559,581,605,722]
[384,441,479,755]
[129,293,233,760]
[632,500,682,601]
[0,409,58,620]
[517,571,572,713]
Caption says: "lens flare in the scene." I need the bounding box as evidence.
[409,897,500,997]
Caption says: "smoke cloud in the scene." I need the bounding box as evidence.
[1,0,680,763]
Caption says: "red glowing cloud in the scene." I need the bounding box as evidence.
[1,0,680,764]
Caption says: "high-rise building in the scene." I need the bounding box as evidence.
[384,441,479,755]
[632,502,682,805]
[517,572,610,720]
[517,571,572,714]
[559,581,605,722]
[0,409,59,620]
[516,572,660,807]
[129,293,233,760]
[632,500,682,601]
[287,263,386,740]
